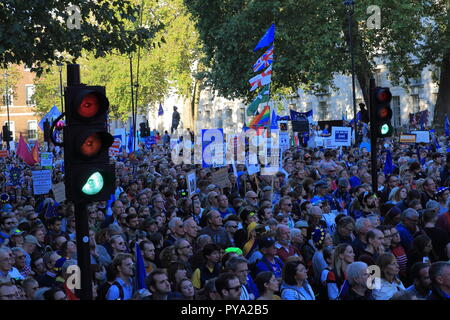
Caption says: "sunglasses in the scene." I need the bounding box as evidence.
[227,285,241,291]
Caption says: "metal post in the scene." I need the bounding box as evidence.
[345,0,358,145]
[369,78,378,192]
[66,64,92,300]
[74,202,92,300]
[4,72,11,150]
[58,63,64,113]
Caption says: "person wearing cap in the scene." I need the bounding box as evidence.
[396,208,420,251]
[234,208,258,249]
[255,236,284,279]
[8,228,24,248]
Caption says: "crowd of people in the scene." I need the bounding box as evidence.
[0,126,449,301]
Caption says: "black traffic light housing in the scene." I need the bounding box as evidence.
[372,87,393,138]
[2,125,12,142]
[139,121,150,137]
[64,85,115,202]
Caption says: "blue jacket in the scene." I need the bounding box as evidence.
[280,281,315,300]
[396,223,414,251]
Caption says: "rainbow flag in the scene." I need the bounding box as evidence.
[249,105,270,127]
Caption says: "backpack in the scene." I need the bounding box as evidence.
[97,281,124,300]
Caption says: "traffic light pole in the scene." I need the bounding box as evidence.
[74,202,93,300]
[369,77,378,192]
[66,64,92,300]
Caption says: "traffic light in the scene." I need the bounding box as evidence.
[139,122,150,137]
[43,119,50,142]
[372,87,393,137]
[64,85,115,202]
[2,125,12,142]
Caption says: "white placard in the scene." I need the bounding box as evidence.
[331,127,352,147]
[279,131,290,153]
[315,136,324,147]
[32,170,52,195]
[411,131,430,143]
[187,171,196,196]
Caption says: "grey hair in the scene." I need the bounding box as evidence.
[168,217,182,231]
[174,238,188,251]
[225,256,248,272]
[402,208,419,220]
[354,218,371,234]
[196,234,212,247]
[290,228,302,239]
[346,261,368,286]
[429,261,450,285]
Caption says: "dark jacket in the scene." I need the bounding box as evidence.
[340,288,375,300]
[427,286,450,300]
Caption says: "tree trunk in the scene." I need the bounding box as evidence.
[433,54,450,132]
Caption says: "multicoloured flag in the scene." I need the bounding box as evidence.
[249,105,270,127]
[249,65,272,91]
[247,85,270,116]
[253,46,274,72]
[254,24,275,52]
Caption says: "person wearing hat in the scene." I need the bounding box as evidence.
[255,236,284,279]
[8,229,24,248]
[311,226,333,286]
[234,208,258,249]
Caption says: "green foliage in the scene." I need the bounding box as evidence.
[33,0,201,121]
[184,0,425,102]
[0,0,161,76]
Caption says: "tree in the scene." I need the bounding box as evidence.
[184,0,426,113]
[0,0,161,75]
[33,0,202,123]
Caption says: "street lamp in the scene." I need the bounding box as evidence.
[57,62,64,113]
[344,0,358,145]
[3,71,11,150]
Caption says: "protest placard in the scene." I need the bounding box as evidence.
[32,170,52,195]
[187,171,197,196]
[411,131,430,143]
[40,152,53,168]
[331,127,352,147]
[52,182,66,203]
[211,167,231,189]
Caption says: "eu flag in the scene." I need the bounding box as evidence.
[135,242,147,290]
[254,24,275,52]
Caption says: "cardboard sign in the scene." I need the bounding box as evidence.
[211,167,231,189]
[52,182,66,203]
[400,134,416,144]
[32,170,52,195]
[331,127,351,147]
[186,171,197,196]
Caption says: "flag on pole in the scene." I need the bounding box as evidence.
[16,133,36,166]
[31,140,40,164]
[253,46,274,72]
[249,105,270,127]
[127,124,134,154]
[383,150,394,175]
[445,115,449,137]
[247,85,270,116]
[290,110,313,123]
[254,24,275,52]
[135,242,147,290]
[158,103,164,116]
[38,105,61,131]
[249,65,272,91]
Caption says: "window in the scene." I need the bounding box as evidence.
[240,108,245,123]
[392,96,401,128]
[216,110,223,128]
[318,102,328,120]
[28,120,38,140]
[25,85,35,106]
[375,69,382,86]
[411,95,420,113]
[225,109,233,124]
[2,89,13,106]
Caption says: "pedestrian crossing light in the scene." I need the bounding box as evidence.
[373,87,393,138]
[64,83,115,202]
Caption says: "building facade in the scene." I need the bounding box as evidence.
[1,65,40,143]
